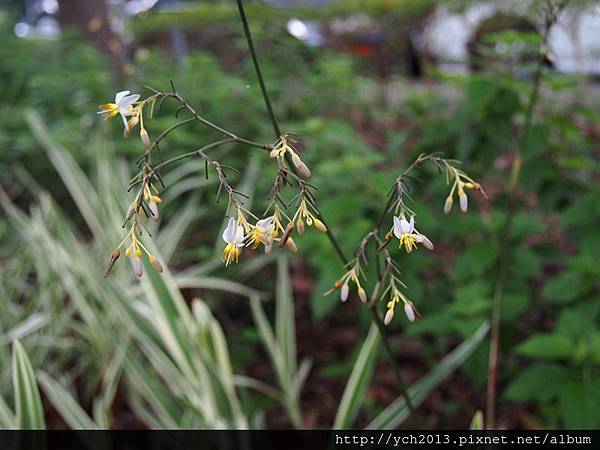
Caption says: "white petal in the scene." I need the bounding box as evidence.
[400,218,411,234]
[222,217,236,243]
[114,90,130,104]
[120,112,129,131]
[233,225,245,246]
[256,216,274,233]
[393,216,403,239]
[119,94,140,109]
[408,215,415,233]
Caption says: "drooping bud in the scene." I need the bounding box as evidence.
[264,240,273,255]
[148,201,159,221]
[384,308,394,325]
[296,219,305,235]
[404,301,420,322]
[286,237,298,253]
[103,248,121,278]
[132,256,144,277]
[140,127,151,147]
[459,192,468,212]
[340,283,349,302]
[358,286,367,303]
[444,195,453,214]
[291,152,311,178]
[313,218,327,233]
[149,255,163,273]
[420,235,434,251]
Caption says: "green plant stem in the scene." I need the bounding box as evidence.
[235,0,415,420]
[485,5,559,429]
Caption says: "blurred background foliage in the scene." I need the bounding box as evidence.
[1,0,599,429]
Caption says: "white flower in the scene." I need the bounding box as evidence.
[247,216,276,251]
[393,215,433,253]
[98,90,140,132]
[221,217,245,266]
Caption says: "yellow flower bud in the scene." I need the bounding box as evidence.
[358,287,367,303]
[296,219,305,235]
[313,218,327,233]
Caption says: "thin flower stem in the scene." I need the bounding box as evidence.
[166,92,270,150]
[485,3,561,429]
[148,139,235,177]
[235,0,416,422]
[369,305,415,413]
[236,0,281,138]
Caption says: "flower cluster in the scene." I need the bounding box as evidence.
[270,134,312,178]
[443,165,486,214]
[101,87,329,276]
[98,90,155,144]
[384,285,420,325]
[324,262,368,303]
[326,154,484,325]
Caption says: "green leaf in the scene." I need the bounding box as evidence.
[37,372,99,430]
[504,364,569,402]
[367,321,489,429]
[12,341,45,429]
[451,242,498,281]
[556,309,597,342]
[470,410,484,430]
[542,271,584,304]
[559,380,600,428]
[334,324,380,429]
[275,255,296,377]
[501,293,530,322]
[509,213,545,239]
[516,334,572,360]
[508,247,541,280]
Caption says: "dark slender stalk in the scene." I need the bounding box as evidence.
[149,139,235,176]
[485,5,559,429]
[236,0,281,138]
[235,0,415,419]
[370,306,415,413]
[168,92,270,150]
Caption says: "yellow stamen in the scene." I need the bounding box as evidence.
[222,243,240,266]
